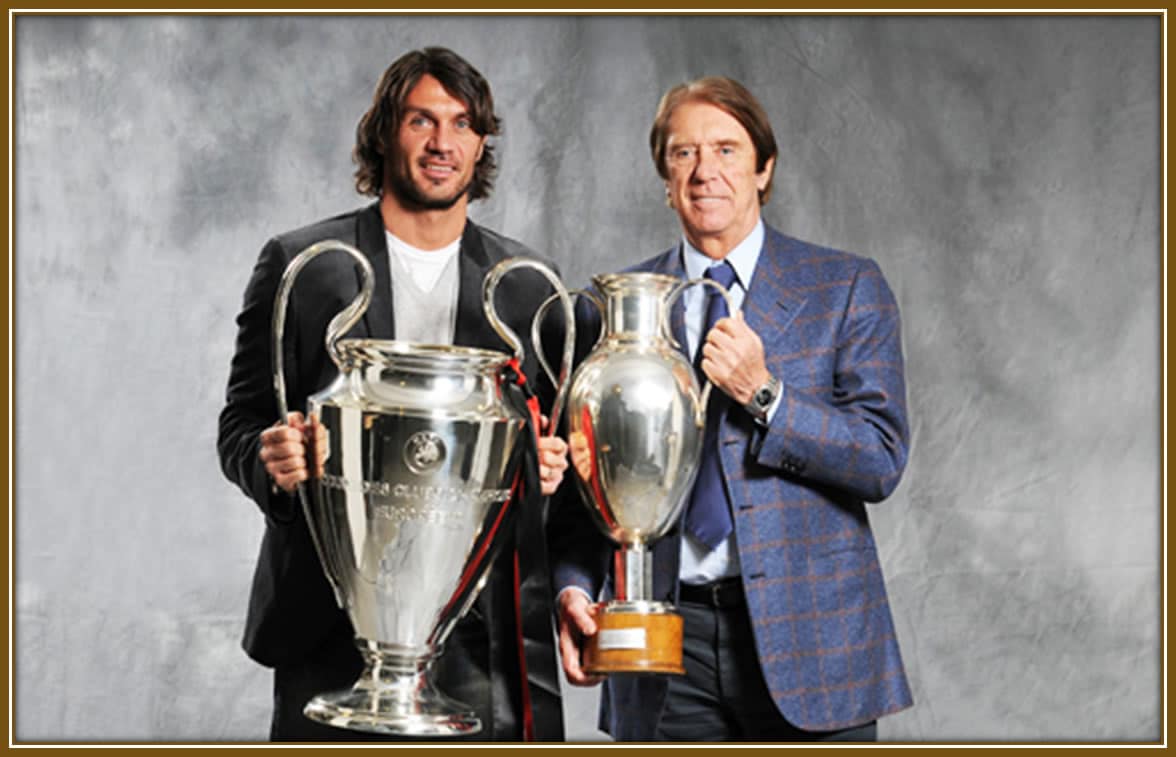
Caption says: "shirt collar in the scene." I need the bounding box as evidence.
[680,218,765,290]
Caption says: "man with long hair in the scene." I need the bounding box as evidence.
[218,47,567,742]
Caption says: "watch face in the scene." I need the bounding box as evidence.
[755,387,772,406]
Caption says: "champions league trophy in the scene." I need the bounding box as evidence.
[533,271,735,675]
[271,241,571,735]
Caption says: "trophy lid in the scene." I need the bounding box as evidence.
[592,271,680,296]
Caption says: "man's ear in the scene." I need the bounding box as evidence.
[756,156,776,193]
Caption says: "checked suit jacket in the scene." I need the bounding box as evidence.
[550,222,913,739]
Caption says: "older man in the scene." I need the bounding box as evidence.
[552,76,912,742]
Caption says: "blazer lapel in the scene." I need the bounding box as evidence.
[742,225,806,353]
[356,202,395,339]
[453,221,499,351]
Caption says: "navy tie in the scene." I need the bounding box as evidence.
[684,260,737,550]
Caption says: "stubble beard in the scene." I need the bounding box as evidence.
[386,157,475,212]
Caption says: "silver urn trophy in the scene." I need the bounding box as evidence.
[535,272,734,675]
[271,241,571,735]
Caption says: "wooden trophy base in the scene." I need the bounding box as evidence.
[583,609,684,675]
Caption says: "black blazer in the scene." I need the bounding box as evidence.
[217,202,564,738]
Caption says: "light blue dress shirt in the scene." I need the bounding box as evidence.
[677,220,767,584]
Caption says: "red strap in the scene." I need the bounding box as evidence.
[526,395,542,438]
[506,357,527,386]
[507,357,544,437]
[513,550,535,742]
[506,356,540,740]
[435,468,521,622]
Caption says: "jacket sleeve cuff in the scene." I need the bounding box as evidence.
[750,385,813,476]
[556,585,596,605]
[251,459,299,524]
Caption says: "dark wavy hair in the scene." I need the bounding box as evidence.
[649,76,778,205]
[353,47,501,200]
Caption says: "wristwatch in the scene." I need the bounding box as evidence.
[743,374,782,424]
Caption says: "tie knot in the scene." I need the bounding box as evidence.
[703,260,737,290]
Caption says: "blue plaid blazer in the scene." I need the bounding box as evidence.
[551,223,913,739]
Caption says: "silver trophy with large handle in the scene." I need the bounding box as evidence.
[271,241,571,736]
[533,271,735,675]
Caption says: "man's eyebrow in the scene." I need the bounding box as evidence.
[404,105,472,120]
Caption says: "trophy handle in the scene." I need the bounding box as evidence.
[531,287,604,401]
[482,258,576,435]
[271,239,373,610]
[272,239,374,421]
[665,277,738,411]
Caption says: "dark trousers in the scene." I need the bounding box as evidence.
[655,588,877,742]
[270,603,520,741]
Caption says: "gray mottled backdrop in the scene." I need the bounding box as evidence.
[13,13,1160,743]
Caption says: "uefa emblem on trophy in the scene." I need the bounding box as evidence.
[403,431,446,475]
[271,241,572,735]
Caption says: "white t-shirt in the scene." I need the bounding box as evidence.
[385,230,462,345]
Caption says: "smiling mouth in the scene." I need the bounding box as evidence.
[420,161,458,180]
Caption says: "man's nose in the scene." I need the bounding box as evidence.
[426,123,455,153]
[692,147,720,181]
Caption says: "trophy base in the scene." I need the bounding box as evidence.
[303,648,481,737]
[304,685,480,737]
[583,604,684,676]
